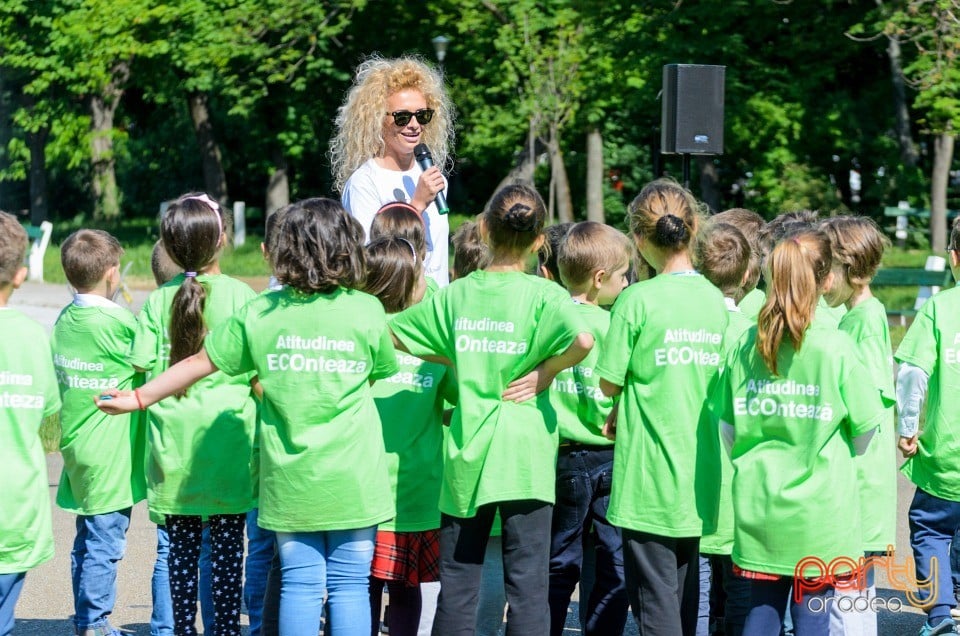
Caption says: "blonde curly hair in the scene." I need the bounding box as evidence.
[330,55,455,193]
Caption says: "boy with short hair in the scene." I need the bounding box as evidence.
[696,221,754,636]
[548,221,633,636]
[52,229,145,636]
[0,211,61,635]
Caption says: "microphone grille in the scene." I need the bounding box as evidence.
[414,143,430,159]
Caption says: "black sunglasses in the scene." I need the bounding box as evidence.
[386,109,435,127]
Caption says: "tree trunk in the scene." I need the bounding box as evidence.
[878,0,920,167]
[27,125,49,225]
[187,92,228,206]
[90,95,121,219]
[696,156,721,213]
[549,123,574,223]
[90,61,128,220]
[585,126,604,223]
[930,132,954,253]
[0,73,11,212]
[266,149,289,215]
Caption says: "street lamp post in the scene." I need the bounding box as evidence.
[431,35,450,64]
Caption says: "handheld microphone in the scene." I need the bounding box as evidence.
[414,143,449,215]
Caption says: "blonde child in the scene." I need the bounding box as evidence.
[820,215,896,634]
[0,212,60,636]
[596,178,727,635]
[365,237,454,636]
[712,228,884,635]
[129,193,257,636]
[548,221,632,636]
[389,183,593,634]
[52,229,145,636]
[695,221,754,636]
[98,197,399,636]
[895,216,960,636]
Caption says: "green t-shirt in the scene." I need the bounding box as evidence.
[372,349,455,531]
[205,286,399,531]
[896,286,960,502]
[390,270,586,518]
[713,323,886,576]
[550,302,615,446]
[839,297,897,552]
[52,300,146,515]
[0,309,60,573]
[129,274,258,516]
[597,273,727,537]
[738,287,765,322]
[700,304,752,556]
[817,296,847,328]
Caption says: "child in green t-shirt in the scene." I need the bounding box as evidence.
[695,221,754,636]
[537,222,573,283]
[364,236,453,636]
[547,221,632,636]
[389,184,594,635]
[451,219,490,282]
[820,215,896,635]
[0,212,60,635]
[595,178,728,635]
[712,227,884,636]
[51,229,146,636]
[98,198,400,636]
[130,193,258,636]
[896,216,960,636]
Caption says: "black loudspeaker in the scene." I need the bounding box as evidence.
[661,64,725,155]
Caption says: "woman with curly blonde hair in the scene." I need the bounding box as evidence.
[331,55,455,286]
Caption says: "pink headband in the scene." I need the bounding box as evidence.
[376,201,424,224]
[183,193,224,235]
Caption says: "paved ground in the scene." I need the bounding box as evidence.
[6,281,933,635]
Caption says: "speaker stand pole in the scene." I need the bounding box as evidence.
[682,154,691,190]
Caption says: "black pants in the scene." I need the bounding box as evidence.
[432,500,552,636]
[167,514,246,636]
[622,528,700,636]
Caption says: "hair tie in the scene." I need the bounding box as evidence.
[504,203,536,232]
[791,236,802,246]
[396,238,418,263]
[184,271,198,278]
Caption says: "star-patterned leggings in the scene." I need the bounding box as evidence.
[167,514,246,636]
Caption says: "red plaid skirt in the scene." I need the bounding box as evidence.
[371,529,441,586]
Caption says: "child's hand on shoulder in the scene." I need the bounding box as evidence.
[898,435,918,458]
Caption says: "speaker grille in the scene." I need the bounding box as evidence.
[661,64,725,155]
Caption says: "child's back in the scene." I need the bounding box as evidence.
[53,297,146,513]
[132,272,257,514]
[0,308,59,571]
[392,268,581,516]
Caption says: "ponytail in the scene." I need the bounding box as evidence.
[161,193,224,370]
[756,230,831,375]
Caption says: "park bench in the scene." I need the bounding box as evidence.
[21,221,53,283]
[883,205,960,244]
[873,258,953,325]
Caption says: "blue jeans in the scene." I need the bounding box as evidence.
[698,555,750,636]
[277,527,376,636]
[547,446,627,636]
[245,508,276,636]
[150,524,215,636]
[951,527,960,600]
[743,577,832,636]
[909,487,960,624]
[71,509,131,633]
[0,572,25,636]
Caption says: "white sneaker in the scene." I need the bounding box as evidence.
[951,606,960,620]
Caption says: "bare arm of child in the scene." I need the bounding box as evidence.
[95,350,220,414]
[599,378,622,398]
[389,329,453,366]
[501,332,595,403]
[602,402,619,440]
[251,376,263,400]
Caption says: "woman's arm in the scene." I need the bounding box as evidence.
[501,332,595,403]
[96,349,220,414]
